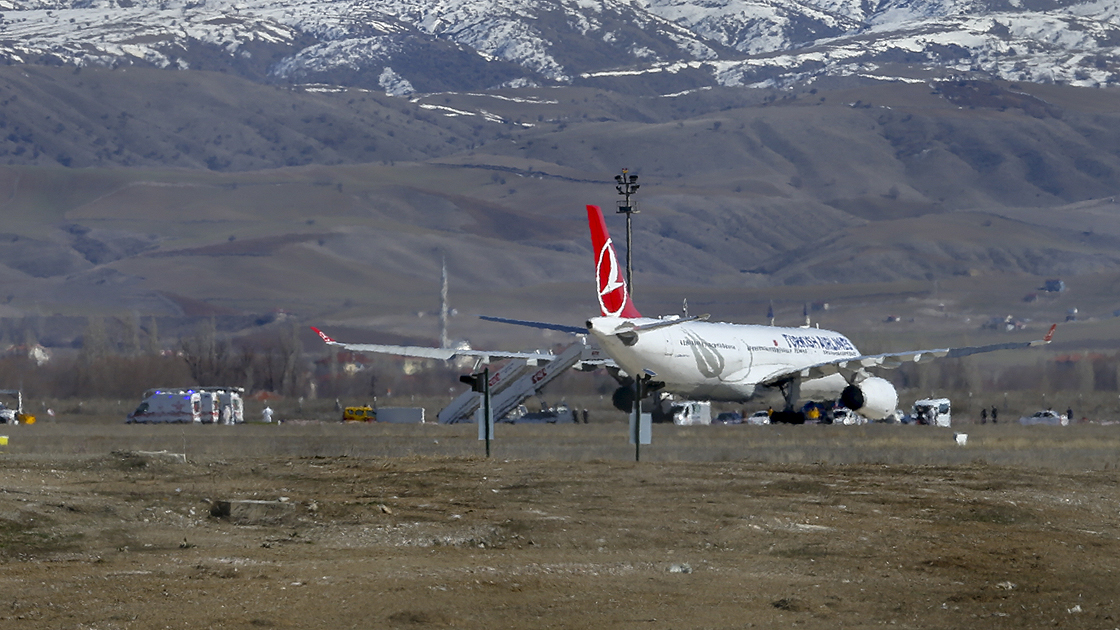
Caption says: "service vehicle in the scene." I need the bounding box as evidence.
[127,389,202,424]
[0,390,34,424]
[831,407,867,425]
[199,390,220,424]
[214,388,245,424]
[670,400,711,425]
[342,405,377,422]
[502,403,576,424]
[1019,410,1068,426]
[912,398,952,427]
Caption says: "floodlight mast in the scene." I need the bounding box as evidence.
[614,168,640,298]
[614,167,642,462]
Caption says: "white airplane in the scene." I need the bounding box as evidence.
[315,205,1056,421]
[475,205,1056,421]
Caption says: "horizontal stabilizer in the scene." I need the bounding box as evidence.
[479,315,587,335]
[614,314,709,334]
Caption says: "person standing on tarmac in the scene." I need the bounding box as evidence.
[991,406,998,424]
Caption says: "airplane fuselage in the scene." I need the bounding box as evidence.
[586,316,861,402]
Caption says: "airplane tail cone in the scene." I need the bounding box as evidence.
[587,204,641,318]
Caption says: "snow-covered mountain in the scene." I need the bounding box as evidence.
[0,0,1117,92]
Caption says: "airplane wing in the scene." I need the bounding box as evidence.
[311,327,558,363]
[478,316,587,335]
[760,324,1057,386]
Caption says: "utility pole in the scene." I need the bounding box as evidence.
[614,168,640,297]
[439,256,449,350]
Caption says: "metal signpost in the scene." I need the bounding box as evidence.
[629,378,651,460]
[461,368,493,457]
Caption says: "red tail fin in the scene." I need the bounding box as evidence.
[1043,323,1057,343]
[310,326,336,344]
[587,205,641,318]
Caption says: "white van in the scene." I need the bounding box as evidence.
[672,401,712,426]
[215,389,245,424]
[912,398,951,427]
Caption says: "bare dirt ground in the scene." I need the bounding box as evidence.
[1,423,1119,629]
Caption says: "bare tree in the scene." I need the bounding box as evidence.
[121,312,141,356]
[145,316,160,356]
[79,316,109,365]
[279,324,303,396]
[180,318,239,386]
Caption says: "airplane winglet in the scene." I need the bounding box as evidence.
[1043,323,1057,343]
[310,326,337,345]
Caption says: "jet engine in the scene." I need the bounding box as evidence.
[839,376,898,421]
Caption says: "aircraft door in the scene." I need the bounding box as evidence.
[662,328,678,357]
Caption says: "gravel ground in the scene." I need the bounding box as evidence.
[0,423,1118,629]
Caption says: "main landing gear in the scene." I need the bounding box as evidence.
[771,377,807,424]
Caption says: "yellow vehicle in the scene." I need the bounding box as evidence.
[342,406,377,422]
[0,390,35,424]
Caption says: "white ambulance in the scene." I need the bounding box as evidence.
[126,389,203,424]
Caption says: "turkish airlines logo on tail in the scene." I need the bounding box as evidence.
[596,238,628,316]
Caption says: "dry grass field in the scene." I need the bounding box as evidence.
[1,421,1119,629]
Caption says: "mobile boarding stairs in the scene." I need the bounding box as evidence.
[437,338,605,424]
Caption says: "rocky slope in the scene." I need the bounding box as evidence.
[0,0,1116,93]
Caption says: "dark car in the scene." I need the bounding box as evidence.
[714,411,743,424]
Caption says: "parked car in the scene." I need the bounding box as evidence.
[1019,410,1069,426]
[713,411,743,425]
[745,410,771,425]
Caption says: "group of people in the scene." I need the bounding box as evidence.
[982,406,1078,423]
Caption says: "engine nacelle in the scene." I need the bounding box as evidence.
[839,376,898,421]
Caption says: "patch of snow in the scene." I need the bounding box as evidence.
[379,66,415,96]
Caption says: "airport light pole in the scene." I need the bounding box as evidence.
[616,168,643,461]
[614,169,640,297]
